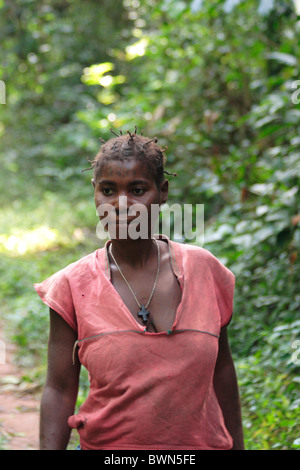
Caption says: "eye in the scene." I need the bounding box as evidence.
[132,187,145,195]
[101,187,114,196]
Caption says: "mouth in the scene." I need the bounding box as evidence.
[116,218,139,225]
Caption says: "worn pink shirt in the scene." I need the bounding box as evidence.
[34,235,235,450]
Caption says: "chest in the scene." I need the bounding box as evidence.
[110,255,182,333]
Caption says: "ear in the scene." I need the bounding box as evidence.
[160,179,169,205]
[91,178,95,188]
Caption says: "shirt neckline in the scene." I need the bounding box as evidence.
[97,235,184,334]
[102,234,183,281]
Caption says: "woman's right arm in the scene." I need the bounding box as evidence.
[40,308,81,450]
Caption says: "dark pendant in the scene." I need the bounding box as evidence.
[137,305,150,323]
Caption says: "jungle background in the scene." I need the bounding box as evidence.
[0,0,299,450]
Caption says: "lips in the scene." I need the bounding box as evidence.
[116,218,139,224]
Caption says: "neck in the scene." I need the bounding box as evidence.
[109,237,157,269]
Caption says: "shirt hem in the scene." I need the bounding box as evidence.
[80,443,233,450]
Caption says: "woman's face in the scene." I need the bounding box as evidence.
[92,158,168,239]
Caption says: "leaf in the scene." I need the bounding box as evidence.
[250,183,275,196]
[266,52,298,66]
[252,226,274,244]
[292,438,300,448]
[254,115,278,128]
[125,38,149,60]
[230,234,252,249]
[81,63,115,85]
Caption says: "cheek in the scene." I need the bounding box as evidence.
[94,193,109,219]
[94,193,101,208]
[147,190,162,207]
[94,188,106,204]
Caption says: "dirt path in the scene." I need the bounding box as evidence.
[0,333,40,450]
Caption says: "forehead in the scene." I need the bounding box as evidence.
[98,158,154,182]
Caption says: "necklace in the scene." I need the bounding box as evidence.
[109,238,160,325]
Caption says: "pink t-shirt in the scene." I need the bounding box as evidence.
[34,235,235,450]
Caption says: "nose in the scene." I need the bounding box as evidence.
[114,195,129,216]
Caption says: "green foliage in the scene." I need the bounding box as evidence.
[0,0,299,450]
[237,319,300,449]
[0,0,129,200]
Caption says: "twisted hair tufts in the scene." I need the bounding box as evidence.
[82,126,177,185]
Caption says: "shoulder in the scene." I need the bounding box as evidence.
[173,240,227,265]
[175,242,235,327]
[34,248,106,332]
[172,240,235,284]
[35,247,106,292]
[57,248,104,280]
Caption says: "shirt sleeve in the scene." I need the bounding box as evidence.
[34,269,77,332]
[210,256,235,328]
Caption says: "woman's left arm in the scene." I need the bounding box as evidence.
[213,326,245,450]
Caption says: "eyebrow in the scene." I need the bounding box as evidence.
[98,179,116,185]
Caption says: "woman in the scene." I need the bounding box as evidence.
[34,129,244,450]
